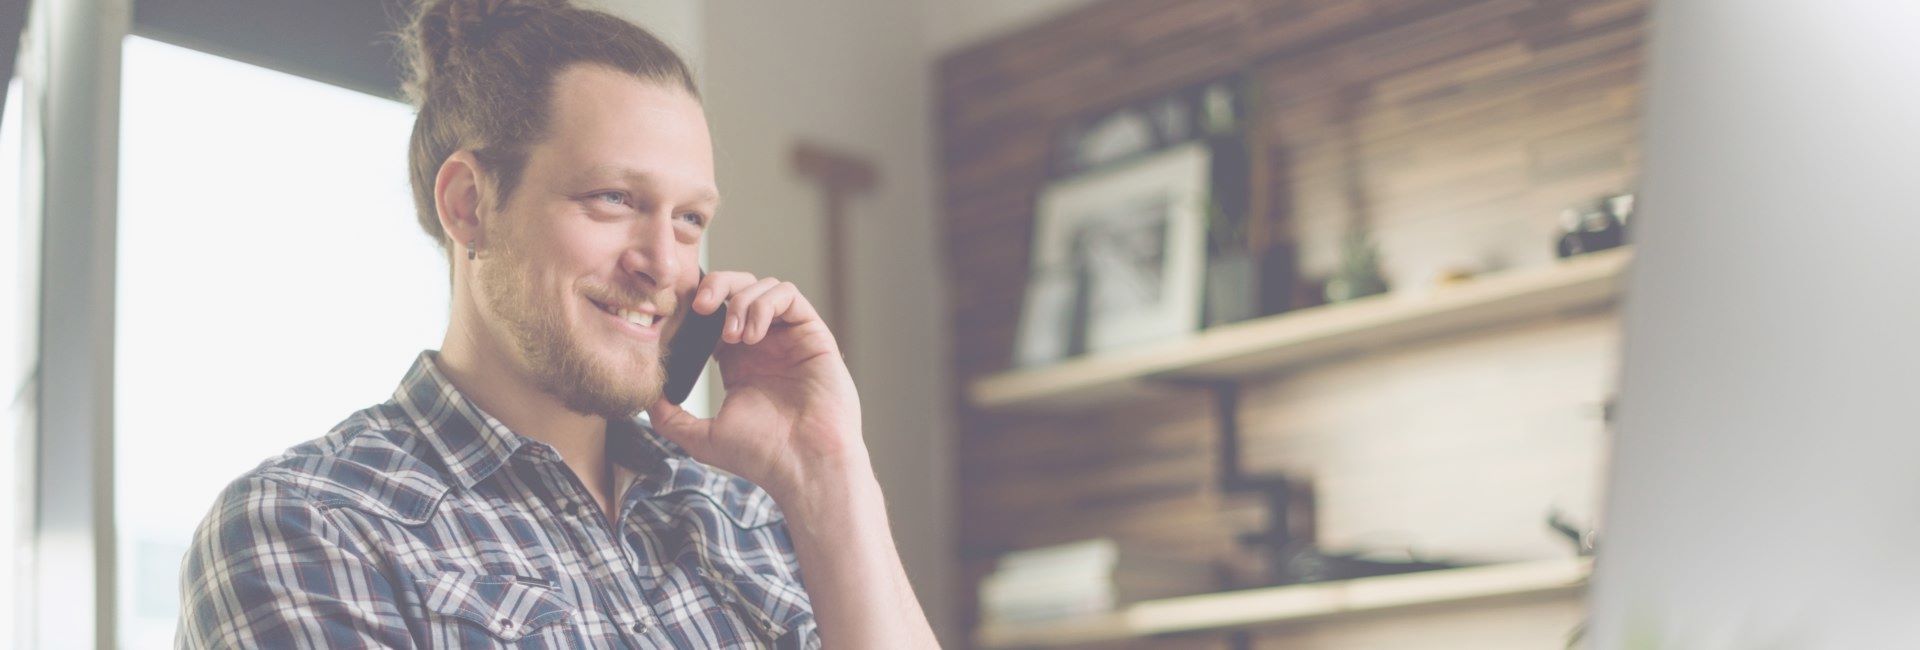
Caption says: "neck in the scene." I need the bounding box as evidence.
[437,307,611,492]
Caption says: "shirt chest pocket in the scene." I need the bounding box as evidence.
[413,571,578,646]
[694,565,819,649]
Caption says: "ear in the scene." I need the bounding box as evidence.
[433,150,488,257]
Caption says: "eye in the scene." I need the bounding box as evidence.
[677,211,708,227]
[593,191,630,206]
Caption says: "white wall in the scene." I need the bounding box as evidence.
[586,0,701,71]
[700,0,958,642]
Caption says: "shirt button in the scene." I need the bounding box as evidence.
[631,620,649,634]
[498,618,515,629]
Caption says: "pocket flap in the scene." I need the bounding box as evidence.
[415,571,574,641]
[695,565,816,642]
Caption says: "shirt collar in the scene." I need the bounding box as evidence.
[392,350,674,492]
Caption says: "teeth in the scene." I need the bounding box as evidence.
[616,308,655,327]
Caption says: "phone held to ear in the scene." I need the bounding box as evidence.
[662,269,727,405]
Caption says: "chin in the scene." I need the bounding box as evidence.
[593,353,667,417]
[531,334,663,419]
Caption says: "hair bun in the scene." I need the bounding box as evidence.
[447,0,560,47]
[403,0,566,104]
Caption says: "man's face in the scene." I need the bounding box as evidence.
[474,64,716,418]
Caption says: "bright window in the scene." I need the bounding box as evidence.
[114,37,445,648]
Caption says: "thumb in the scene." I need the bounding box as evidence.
[644,399,713,457]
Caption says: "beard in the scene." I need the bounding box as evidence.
[477,232,665,419]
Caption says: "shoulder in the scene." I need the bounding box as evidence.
[177,411,423,647]
[637,421,787,531]
[214,402,453,528]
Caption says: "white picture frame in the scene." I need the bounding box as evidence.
[1014,142,1211,365]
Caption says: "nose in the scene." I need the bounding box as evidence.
[618,212,682,293]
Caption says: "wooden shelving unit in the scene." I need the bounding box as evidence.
[976,558,1593,648]
[970,248,1633,413]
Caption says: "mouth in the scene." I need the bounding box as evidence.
[587,297,664,338]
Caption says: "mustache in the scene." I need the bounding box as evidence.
[581,282,677,315]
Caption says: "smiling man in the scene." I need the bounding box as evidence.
[174,1,936,648]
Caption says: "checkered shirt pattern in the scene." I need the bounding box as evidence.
[176,351,821,649]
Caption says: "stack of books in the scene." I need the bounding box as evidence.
[979,538,1217,626]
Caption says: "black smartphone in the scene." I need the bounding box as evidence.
[662,270,726,405]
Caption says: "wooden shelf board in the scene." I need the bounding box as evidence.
[976,557,1593,648]
[969,248,1632,412]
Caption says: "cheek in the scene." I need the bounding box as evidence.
[538,222,620,284]
[552,220,631,268]
[493,228,581,316]
[677,250,703,294]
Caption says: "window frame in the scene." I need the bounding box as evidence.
[28,0,130,647]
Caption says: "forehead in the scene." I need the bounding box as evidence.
[529,64,715,189]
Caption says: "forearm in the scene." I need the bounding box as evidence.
[777,454,939,649]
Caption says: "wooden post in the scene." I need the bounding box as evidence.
[790,140,878,357]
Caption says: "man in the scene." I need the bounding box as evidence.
[176,1,937,647]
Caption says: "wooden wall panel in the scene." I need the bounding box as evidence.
[1238,313,1619,562]
[938,0,1645,646]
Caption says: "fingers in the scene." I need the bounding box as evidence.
[694,271,827,345]
[691,271,760,315]
[741,284,797,344]
[770,283,822,326]
[735,280,824,344]
[722,277,781,343]
[644,399,712,457]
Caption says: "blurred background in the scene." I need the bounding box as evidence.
[4,0,1917,648]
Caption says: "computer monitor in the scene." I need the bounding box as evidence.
[1591,0,1920,647]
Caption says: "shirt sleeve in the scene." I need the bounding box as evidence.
[175,474,415,649]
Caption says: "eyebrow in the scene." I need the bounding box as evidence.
[580,163,721,207]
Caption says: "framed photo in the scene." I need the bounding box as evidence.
[1048,76,1243,178]
[1015,142,1211,365]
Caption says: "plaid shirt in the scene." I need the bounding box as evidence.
[177,351,820,649]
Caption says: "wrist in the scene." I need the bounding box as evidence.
[770,449,882,527]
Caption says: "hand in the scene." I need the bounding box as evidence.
[646,274,937,648]
[644,271,866,499]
